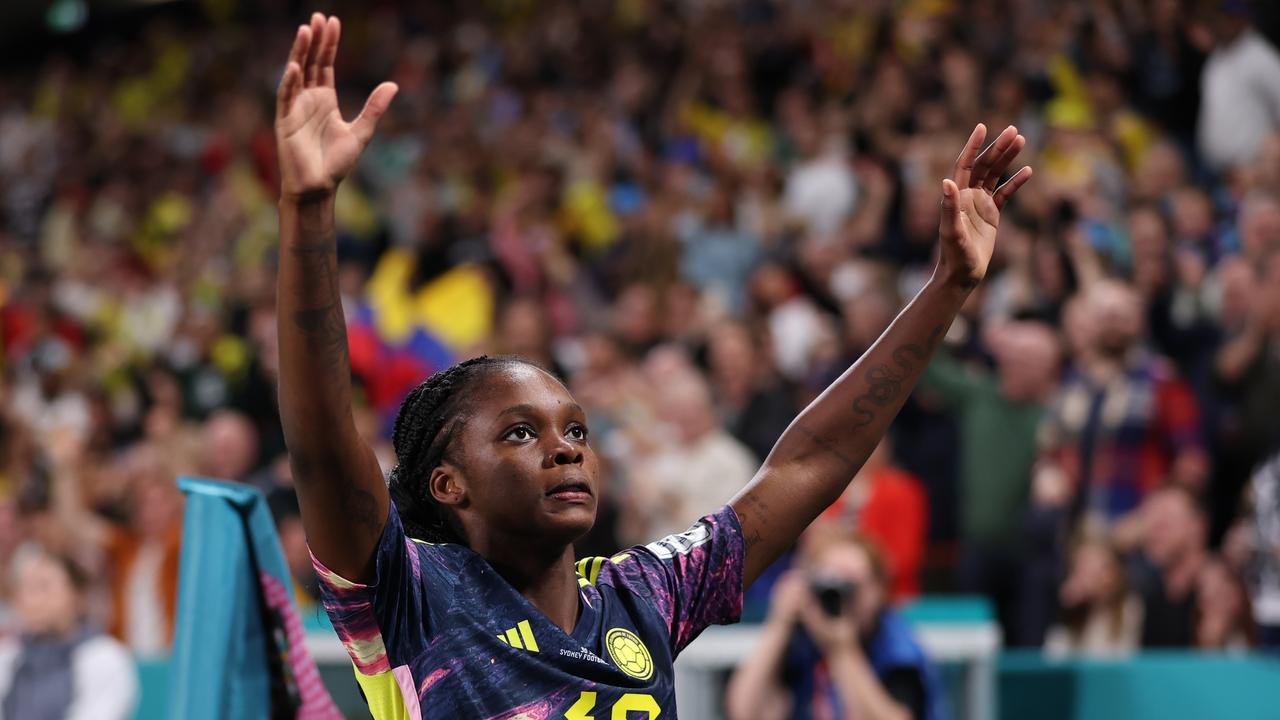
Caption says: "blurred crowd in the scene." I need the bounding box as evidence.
[2,0,1280,682]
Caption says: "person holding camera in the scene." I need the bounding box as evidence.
[726,528,948,720]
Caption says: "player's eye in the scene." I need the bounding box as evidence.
[504,425,536,442]
[566,424,589,441]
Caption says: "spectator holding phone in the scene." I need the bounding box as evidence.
[726,527,948,720]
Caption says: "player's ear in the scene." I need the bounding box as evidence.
[428,464,467,507]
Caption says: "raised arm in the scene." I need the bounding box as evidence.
[731,125,1032,586]
[275,13,398,581]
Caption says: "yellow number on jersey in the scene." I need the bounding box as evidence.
[611,693,661,719]
[563,691,660,719]
[565,691,597,720]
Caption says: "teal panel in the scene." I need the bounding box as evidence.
[900,595,996,625]
[999,651,1280,720]
[133,660,169,720]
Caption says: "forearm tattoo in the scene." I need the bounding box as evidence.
[288,241,337,300]
[292,303,349,367]
[793,423,859,474]
[288,242,349,371]
[849,325,945,429]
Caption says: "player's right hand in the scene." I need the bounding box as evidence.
[275,13,397,201]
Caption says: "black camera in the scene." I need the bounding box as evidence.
[809,575,857,617]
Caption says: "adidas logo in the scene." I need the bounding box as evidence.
[496,620,540,652]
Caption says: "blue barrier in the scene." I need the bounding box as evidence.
[999,650,1280,720]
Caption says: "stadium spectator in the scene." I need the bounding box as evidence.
[1214,250,1280,480]
[1197,1,1280,171]
[706,321,798,463]
[920,320,1060,642]
[8,339,90,445]
[1194,555,1256,651]
[822,439,928,602]
[1045,539,1143,658]
[0,545,138,720]
[198,410,259,483]
[1233,452,1280,649]
[625,356,756,541]
[1023,282,1204,643]
[1130,486,1211,648]
[1036,280,1205,530]
[103,450,184,657]
[725,529,947,720]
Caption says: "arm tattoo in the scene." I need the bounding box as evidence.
[286,241,348,370]
[288,242,338,300]
[738,491,771,551]
[290,452,381,536]
[849,324,945,429]
[292,303,349,369]
[794,423,859,474]
[289,240,335,264]
[341,481,382,536]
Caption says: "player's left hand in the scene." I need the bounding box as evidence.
[936,124,1033,290]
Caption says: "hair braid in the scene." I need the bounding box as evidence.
[387,355,528,544]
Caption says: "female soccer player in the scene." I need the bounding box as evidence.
[275,13,1031,719]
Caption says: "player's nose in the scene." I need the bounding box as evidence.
[545,436,584,468]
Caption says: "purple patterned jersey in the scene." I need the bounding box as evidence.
[311,502,745,719]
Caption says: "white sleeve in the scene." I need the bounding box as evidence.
[67,636,139,720]
[0,640,18,707]
[1252,36,1280,124]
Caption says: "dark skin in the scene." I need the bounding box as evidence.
[275,13,1032,634]
[430,366,600,631]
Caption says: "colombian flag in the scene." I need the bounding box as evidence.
[349,249,496,419]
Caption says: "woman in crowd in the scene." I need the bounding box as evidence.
[0,545,137,720]
[1045,539,1144,657]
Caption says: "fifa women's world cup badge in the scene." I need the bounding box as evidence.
[604,628,653,681]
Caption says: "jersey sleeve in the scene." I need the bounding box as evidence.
[310,501,434,675]
[610,505,745,654]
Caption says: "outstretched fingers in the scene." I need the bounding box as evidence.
[277,24,311,121]
[351,82,399,145]
[303,13,325,86]
[993,166,1034,209]
[951,124,987,189]
[970,125,1018,190]
[980,132,1025,192]
[276,62,302,120]
[287,23,311,71]
[318,16,341,88]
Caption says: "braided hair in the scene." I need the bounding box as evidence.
[387,355,530,544]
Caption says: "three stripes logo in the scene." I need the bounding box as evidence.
[575,556,606,587]
[575,554,631,587]
[496,619,540,652]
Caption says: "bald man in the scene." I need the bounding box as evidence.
[920,320,1061,645]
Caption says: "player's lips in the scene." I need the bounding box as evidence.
[545,478,593,502]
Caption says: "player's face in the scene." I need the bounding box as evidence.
[452,364,599,545]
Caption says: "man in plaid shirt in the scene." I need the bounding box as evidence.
[1035,281,1207,531]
